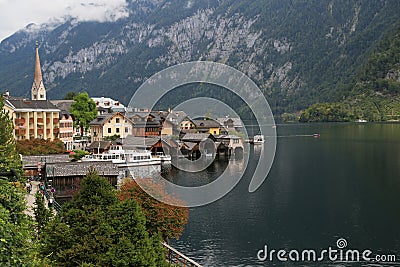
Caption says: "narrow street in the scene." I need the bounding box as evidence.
[24,181,40,217]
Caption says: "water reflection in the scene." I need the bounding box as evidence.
[170,124,400,266]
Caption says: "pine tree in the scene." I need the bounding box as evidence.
[0,94,22,182]
[41,168,170,266]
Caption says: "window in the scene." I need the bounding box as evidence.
[125,127,129,133]
[108,128,112,133]
[116,118,120,123]
[40,95,44,99]
[116,128,120,133]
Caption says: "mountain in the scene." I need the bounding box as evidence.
[1,0,400,116]
[299,25,400,122]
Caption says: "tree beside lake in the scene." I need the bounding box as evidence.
[40,168,169,266]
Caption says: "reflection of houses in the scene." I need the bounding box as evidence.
[89,112,133,142]
[46,161,119,197]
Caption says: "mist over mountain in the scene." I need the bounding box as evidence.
[1,0,399,115]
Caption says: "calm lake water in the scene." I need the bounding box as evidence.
[166,123,400,266]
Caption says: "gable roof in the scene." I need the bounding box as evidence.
[89,112,133,126]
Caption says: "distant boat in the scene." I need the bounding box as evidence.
[313,133,320,138]
[355,119,367,123]
[253,134,265,144]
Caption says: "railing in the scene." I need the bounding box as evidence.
[163,243,202,267]
[15,118,25,124]
[15,129,26,135]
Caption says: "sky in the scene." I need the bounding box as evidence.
[0,0,130,41]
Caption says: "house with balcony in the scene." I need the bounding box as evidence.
[6,98,60,141]
[51,100,75,149]
[126,111,163,137]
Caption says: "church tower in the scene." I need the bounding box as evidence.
[31,41,46,100]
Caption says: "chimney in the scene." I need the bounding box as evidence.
[4,90,9,99]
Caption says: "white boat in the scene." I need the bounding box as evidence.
[253,134,265,144]
[153,152,172,163]
[82,145,165,167]
[355,119,367,123]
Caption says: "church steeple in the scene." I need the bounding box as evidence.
[31,41,46,100]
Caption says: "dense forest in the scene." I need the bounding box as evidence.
[300,26,400,122]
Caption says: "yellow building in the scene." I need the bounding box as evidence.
[5,98,60,140]
[193,119,221,135]
[90,112,134,142]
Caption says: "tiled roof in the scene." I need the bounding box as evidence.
[193,119,221,128]
[181,142,198,150]
[87,141,113,150]
[90,112,133,126]
[89,114,113,125]
[181,133,215,142]
[50,100,73,112]
[22,154,70,168]
[216,117,243,127]
[8,99,59,110]
[46,161,119,177]
[122,135,160,150]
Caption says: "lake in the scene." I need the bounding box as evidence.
[167,123,400,266]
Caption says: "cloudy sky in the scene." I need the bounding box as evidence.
[0,0,130,41]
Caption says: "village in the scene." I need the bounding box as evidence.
[2,43,246,199]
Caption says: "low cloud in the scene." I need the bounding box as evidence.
[0,0,129,41]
